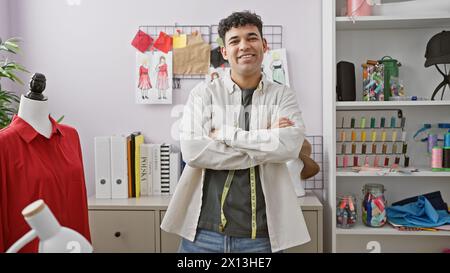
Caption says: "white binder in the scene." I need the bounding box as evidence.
[94,136,111,199]
[110,136,128,199]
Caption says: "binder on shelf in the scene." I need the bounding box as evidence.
[127,136,132,198]
[110,136,128,199]
[170,152,181,194]
[152,144,161,195]
[160,144,171,195]
[140,144,154,196]
[94,136,111,199]
[134,134,145,198]
[129,132,141,197]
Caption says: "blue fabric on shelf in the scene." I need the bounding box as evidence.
[387,196,450,228]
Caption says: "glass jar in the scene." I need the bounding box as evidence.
[336,194,357,229]
[362,183,387,227]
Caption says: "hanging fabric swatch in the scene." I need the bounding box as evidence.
[173,32,210,75]
[131,30,153,53]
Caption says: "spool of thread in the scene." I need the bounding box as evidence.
[381,131,387,142]
[351,131,356,141]
[390,117,396,128]
[364,156,369,166]
[341,143,346,154]
[343,155,349,168]
[445,133,450,147]
[360,117,366,129]
[370,117,375,128]
[361,131,367,142]
[384,157,389,166]
[351,117,355,128]
[353,156,359,167]
[392,143,397,154]
[443,147,450,169]
[431,147,443,170]
[340,131,346,142]
[371,131,377,142]
[374,156,379,167]
[341,117,345,128]
[362,143,367,154]
[427,134,438,153]
[401,131,407,142]
[352,143,356,154]
[395,157,400,165]
[372,143,377,154]
[382,143,387,154]
[402,143,408,154]
[380,117,385,128]
[404,155,410,167]
[400,117,406,128]
[392,131,397,142]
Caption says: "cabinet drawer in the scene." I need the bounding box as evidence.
[160,211,181,253]
[89,210,155,253]
[285,211,318,253]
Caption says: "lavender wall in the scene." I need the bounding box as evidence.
[8,0,322,195]
[0,0,9,38]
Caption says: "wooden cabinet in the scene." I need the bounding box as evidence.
[88,193,323,253]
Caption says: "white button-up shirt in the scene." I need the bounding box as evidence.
[161,73,310,252]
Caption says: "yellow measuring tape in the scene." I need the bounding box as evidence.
[219,166,257,239]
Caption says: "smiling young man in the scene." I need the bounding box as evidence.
[161,11,310,253]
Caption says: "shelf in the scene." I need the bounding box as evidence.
[337,223,450,236]
[336,15,450,30]
[336,100,450,109]
[337,167,450,177]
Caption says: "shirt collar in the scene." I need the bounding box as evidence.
[11,114,65,143]
[224,70,266,95]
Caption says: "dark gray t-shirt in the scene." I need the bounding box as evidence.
[197,88,268,238]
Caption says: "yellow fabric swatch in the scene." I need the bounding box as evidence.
[173,34,187,49]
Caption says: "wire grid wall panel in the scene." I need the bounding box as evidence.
[138,24,211,81]
[210,25,283,49]
[304,135,324,190]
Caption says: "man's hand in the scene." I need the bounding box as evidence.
[270,117,294,129]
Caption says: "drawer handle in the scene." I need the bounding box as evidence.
[114,232,121,238]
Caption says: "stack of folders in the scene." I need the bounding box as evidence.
[94,132,181,199]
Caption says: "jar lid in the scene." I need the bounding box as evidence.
[363,183,385,193]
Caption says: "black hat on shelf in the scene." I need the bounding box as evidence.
[424,30,450,67]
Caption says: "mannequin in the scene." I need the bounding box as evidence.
[17,73,52,138]
[0,72,91,252]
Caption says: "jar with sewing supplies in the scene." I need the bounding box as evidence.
[362,183,387,227]
[336,194,357,229]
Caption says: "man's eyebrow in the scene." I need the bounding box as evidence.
[227,32,260,43]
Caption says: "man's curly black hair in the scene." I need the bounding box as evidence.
[218,11,263,43]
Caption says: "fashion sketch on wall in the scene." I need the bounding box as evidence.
[262,48,290,87]
[136,51,173,104]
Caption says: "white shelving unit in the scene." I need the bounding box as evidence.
[322,1,450,253]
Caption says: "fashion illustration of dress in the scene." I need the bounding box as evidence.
[156,63,169,91]
[138,65,152,90]
[271,60,285,85]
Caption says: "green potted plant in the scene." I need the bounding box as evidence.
[0,37,29,128]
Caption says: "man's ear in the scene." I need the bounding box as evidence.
[263,38,268,53]
[220,46,228,61]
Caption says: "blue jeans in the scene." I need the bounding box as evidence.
[178,229,273,253]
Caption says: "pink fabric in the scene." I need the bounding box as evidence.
[347,0,372,16]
